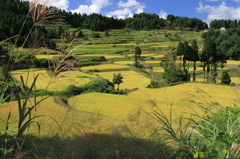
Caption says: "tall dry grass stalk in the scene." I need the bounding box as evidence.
[15,0,62,63]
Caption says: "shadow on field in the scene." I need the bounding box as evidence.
[19,133,172,159]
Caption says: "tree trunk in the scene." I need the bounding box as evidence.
[193,61,196,81]
[203,63,206,82]
[207,63,210,83]
[117,84,120,94]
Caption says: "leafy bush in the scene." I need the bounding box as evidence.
[163,69,190,84]
[32,58,49,68]
[91,32,101,38]
[221,70,231,85]
[78,61,99,67]
[147,80,161,88]
[80,56,107,61]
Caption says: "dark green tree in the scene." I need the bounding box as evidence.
[160,52,190,84]
[201,31,217,83]
[176,41,184,60]
[221,70,231,85]
[182,41,191,72]
[113,73,124,93]
[77,30,85,38]
[104,30,109,37]
[49,40,56,50]
[190,39,200,81]
[134,46,141,68]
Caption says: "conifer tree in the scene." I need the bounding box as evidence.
[190,39,200,81]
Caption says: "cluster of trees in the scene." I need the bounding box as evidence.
[209,19,239,29]
[0,0,210,43]
[161,29,232,85]
[0,0,32,41]
[64,13,208,31]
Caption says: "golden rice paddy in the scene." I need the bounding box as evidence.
[77,54,125,59]
[126,54,156,57]
[152,54,164,58]
[35,55,62,59]
[69,83,238,119]
[145,60,161,64]
[150,46,169,48]
[230,77,240,84]
[152,67,164,72]
[81,64,130,72]
[113,61,135,65]
[226,60,240,65]
[11,69,93,91]
[93,70,151,89]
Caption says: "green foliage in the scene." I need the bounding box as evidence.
[163,69,190,84]
[84,35,89,40]
[77,30,85,38]
[161,52,190,84]
[78,61,99,67]
[147,80,161,88]
[59,77,115,98]
[104,30,109,37]
[154,103,240,159]
[176,41,184,57]
[112,73,124,92]
[80,56,107,62]
[0,75,47,158]
[134,46,141,68]
[32,58,49,68]
[91,32,101,38]
[49,40,56,50]
[221,70,231,85]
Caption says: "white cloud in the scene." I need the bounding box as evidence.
[71,0,111,14]
[158,10,168,19]
[52,0,69,10]
[107,0,145,19]
[135,8,144,14]
[196,1,240,23]
[109,8,132,15]
[71,5,94,14]
[26,0,69,10]
[118,0,145,10]
[118,15,126,19]
[128,13,134,18]
[91,0,111,6]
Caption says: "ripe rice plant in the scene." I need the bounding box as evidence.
[11,69,93,91]
[81,64,130,72]
[93,70,151,89]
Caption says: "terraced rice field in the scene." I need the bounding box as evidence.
[113,61,135,65]
[69,83,238,119]
[152,67,164,73]
[145,60,161,64]
[81,64,130,72]
[152,54,164,58]
[124,53,156,57]
[11,69,94,91]
[76,54,126,59]
[93,70,151,89]
[230,77,240,84]
[35,55,62,59]
[226,60,240,65]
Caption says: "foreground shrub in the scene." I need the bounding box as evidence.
[154,104,240,158]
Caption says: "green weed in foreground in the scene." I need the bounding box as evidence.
[154,102,240,158]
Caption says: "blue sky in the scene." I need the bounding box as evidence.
[51,0,240,23]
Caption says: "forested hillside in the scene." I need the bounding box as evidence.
[0,0,209,40]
